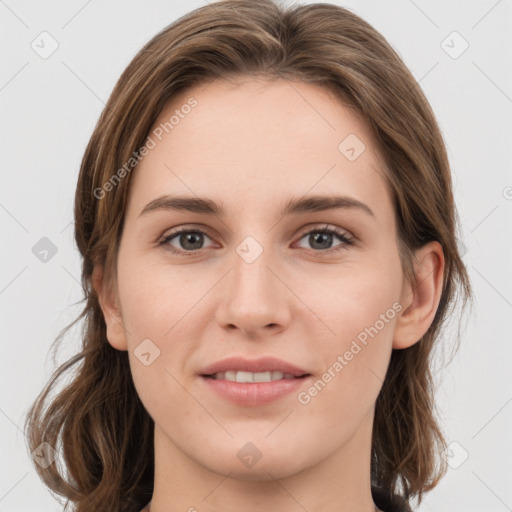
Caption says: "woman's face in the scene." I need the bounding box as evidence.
[97,78,428,480]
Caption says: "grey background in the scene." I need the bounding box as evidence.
[1,0,511,510]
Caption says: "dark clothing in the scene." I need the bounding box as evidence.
[372,486,412,512]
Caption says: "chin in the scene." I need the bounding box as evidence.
[196,437,314,479]
[203,455,305,482]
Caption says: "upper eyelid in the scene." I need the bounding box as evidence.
[160,223,354,244]
[160,225,216,243]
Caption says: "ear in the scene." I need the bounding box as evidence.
[393,241,445,350]
[91,264,128,351]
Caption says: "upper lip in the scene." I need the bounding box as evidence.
[199,357,310,377]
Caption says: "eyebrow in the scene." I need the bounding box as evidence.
[138,194,375,219]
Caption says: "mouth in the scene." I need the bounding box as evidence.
[199,356,310,379]
[202,370,311,382]
[198,357,312,406]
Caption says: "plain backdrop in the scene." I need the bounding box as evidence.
[1,1,511,511]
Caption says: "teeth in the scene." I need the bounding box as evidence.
[237,371,260,383]
[211,370,297,382]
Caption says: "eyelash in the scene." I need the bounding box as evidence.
[158,224,355,256]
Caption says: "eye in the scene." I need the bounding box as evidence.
[295,224,355,253]
[158,224,355,255]
[159,228,215,254]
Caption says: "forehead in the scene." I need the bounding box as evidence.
[126,78,393,225]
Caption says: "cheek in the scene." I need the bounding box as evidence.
[117,253,191,333]
[128,353,196,434]
[305,264,400,407]
[316,261,401,343]
[116,257,204,408]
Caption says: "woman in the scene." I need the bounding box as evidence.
[24,1,473,511]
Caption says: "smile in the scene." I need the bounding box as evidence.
[206,370,302,382]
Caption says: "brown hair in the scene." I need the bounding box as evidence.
[24,1,473,511]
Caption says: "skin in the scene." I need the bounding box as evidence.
[93,77,444,512]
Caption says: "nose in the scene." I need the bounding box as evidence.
[215,246,291,339]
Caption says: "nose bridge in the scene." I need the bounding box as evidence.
[233,237,273,295]
[216,231,289,334]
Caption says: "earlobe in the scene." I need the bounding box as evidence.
[91,265,128,351]
[393,241,445,350]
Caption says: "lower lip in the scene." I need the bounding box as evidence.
[200,375,311,406]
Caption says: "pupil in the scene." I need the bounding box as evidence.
[311,232,331,250]
[182,232,202,250]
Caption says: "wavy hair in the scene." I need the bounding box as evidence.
[24,1,473,510]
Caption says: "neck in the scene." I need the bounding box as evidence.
[146,409,379,512]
